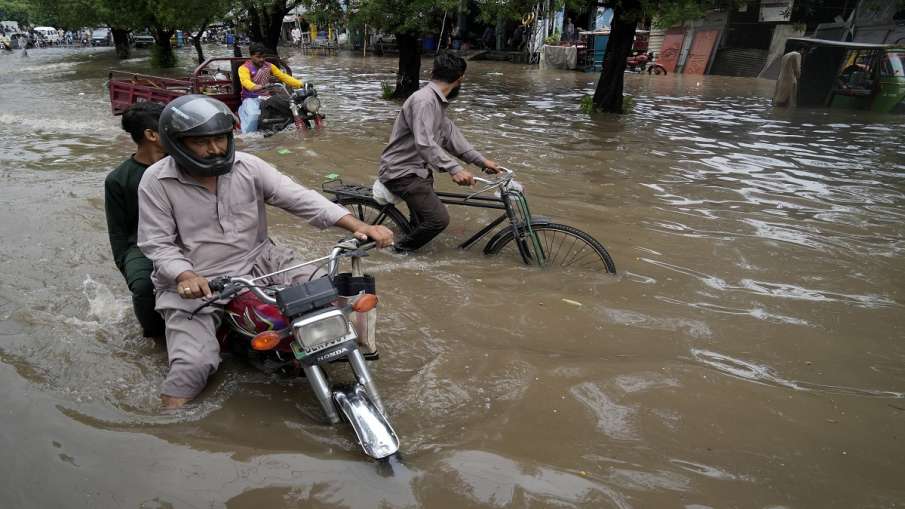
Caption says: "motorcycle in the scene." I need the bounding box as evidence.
[626,51,668,75]
[258,82,325,136]
[194,239,399,460]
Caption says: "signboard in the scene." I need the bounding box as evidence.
[684,30,720,75]
[760,0,793,23]
[658,31,685,73]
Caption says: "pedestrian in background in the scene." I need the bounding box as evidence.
[773,51,801,108]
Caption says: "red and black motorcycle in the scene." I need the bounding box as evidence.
[193,239,398,460]
[627,51,667,75]
[258,82,325,135]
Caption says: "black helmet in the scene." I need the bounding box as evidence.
[159,95,237,177]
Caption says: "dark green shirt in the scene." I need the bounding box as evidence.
[105,157,150,272]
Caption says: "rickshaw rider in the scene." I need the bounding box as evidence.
[237,43,302,133]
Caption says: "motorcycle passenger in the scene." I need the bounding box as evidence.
[105,102,167,340]
[137,95,393,409]
[237,43,302,133]
[378,52,500,252]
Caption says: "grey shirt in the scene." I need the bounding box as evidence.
[137,151,349,291]
[378,82,485,182]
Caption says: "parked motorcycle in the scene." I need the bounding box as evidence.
[258,82,325,136]
[194,239,399,460]
[626,51,667,75]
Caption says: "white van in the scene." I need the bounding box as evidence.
[34,26,60,44]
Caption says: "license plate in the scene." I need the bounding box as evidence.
[290,340,307,360]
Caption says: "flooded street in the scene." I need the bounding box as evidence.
[1,45,904,508]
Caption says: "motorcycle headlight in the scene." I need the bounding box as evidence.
[292,309,354,351]
[302,96,321,114]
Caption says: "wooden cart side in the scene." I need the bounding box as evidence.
[107,71,193,115]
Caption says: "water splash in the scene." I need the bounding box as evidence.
[81,275,130,324]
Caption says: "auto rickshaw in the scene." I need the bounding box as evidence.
[784,37,905,114]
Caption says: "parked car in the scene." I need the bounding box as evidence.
[92,27,111,46]
[132,30,154,48]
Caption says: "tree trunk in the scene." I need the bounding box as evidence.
[265,5,285,51]
[244,0,290,56]
[591,0,641,113]
[248,5,263,42]
[193,21,209,65]
[392,33,421,99]
[112,28,131,59]
[152,28,176,68]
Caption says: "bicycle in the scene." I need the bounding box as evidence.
[323,168,616,273]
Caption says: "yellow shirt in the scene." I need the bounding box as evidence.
[238,63,302,93]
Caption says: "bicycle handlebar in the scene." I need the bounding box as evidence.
[466,167,516,202]
[473,167,514,186]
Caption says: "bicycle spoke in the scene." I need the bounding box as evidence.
[550,229,569,265]
[563,244,596,268]
[562,235,592,266]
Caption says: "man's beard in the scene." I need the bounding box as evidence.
[447,84,461,101]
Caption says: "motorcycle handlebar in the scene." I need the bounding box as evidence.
[201,238,377,308]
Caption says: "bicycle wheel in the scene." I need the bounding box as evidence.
[486,223,617,274]
[335,197,413,236]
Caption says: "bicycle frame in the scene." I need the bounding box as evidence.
[324,169,549,266]
[431,170,546,265]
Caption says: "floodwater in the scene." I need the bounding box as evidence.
[1,45,904,509]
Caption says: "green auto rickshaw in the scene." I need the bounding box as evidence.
[784,37,905,114]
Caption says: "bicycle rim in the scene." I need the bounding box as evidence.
[491,223,616,274]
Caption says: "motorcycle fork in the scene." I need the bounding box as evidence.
[289,103,308,131]
[345,254,385,413]
[303,364,341,424]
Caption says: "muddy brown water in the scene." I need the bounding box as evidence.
[1,45,904,508]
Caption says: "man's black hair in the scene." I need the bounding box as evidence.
[121,101,164,144]
[431,52,467,83]
[249,42,269,56]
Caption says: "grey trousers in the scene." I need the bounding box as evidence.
[156,242,315,399]
[383,173,450,251]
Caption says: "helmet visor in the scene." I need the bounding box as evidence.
[167,96,236,134]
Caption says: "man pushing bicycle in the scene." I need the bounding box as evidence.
[378,53,500,252]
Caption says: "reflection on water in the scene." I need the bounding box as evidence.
[1,46,904,508]
[691,349,905,398]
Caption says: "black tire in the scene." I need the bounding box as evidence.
[335,197,413,236]
[486,223,616,274]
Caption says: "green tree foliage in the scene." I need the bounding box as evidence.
[0,0,38,25]
[22,0,231,64]
[300,0,344,27]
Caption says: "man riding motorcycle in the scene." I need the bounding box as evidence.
[137,95,393,408]
[238,43,302,133]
